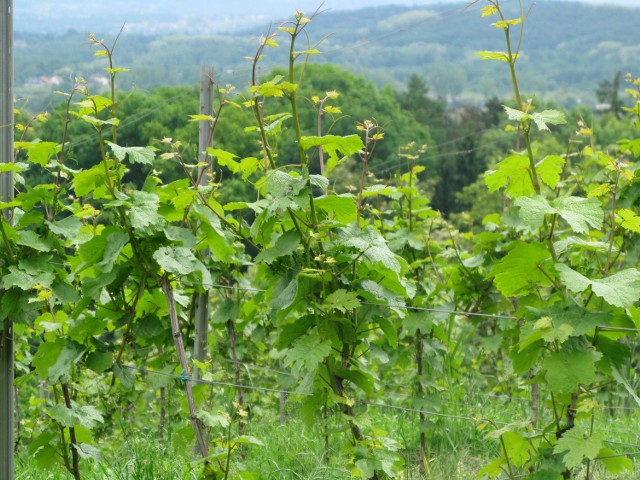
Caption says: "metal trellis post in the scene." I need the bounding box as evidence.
[0,0,15,479]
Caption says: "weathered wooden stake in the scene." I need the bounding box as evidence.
[193,66,214,382]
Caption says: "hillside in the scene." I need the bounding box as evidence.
[14,1,640,111]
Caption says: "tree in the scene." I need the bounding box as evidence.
[596,71,624,118]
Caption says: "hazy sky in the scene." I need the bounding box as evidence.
[14,0,639,35]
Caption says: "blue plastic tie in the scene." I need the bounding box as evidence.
[179,369,192,385]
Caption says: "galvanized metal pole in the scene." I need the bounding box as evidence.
[193,66,214,381]
[0,0,15,479]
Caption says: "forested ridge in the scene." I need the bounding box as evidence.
[15,1,640,112]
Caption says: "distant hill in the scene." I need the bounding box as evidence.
[13,1,640,111]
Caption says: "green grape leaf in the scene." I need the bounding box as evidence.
[75,443,102,461]
[236,435,265,446]
[537,155,565,188]
[338,225,400,273]
[153,246,211,286]
[17,230,53,252]
[530,109,567,131]
[501,431,530,467]
[597,447,633,474]
[32,339,85,383]
[322,289,361,313]
[129,190,166,234]
[476,457,505,479]
[107,142,156,165]
[551,196,603,233]
[254,230,300,264]
[72,163,109,198]
[47,402,104,429]
[502,106,566,131]
[554,428,604,469]
[556,264,640,308]
[283,331,332,376]
[359,279,406,317]
[85,351,113,374]
[543,350,598,394]
[314,194,357,223]
[515,196,603,234]
[15,140,60,166]
[485,154,534,197]
[46,216,83,239]
[489,242,554,297]
[514,195,551,230]
[271,275,298,310]
[95,230,129,273]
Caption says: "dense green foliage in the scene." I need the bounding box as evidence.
[3,2,640,480]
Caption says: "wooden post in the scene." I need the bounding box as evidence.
[0,1,15,479]
[193,66,214,381]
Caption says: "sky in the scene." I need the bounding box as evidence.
[14,0,640,35]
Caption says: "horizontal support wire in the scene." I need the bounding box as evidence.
[118,363,640,454]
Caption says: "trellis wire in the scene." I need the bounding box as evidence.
[117,363,640,454]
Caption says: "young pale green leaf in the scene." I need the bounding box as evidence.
[322,289,361,313]
[489,242,554,297]
[544,350,599,394]
[476,51,512,62]
[485,155,535,197]
[556,264,640,308]
[480,5,498,16]
[492,18,522,29]
[554,428,604,469]
[300,135,365,176]
[188,114,214,122]
[616,208,640,233]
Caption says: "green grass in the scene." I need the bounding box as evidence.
[14,396,640,479]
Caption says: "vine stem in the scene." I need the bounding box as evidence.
[159,275,209,458]
[603,166,621,276]
[61,383,82,480]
